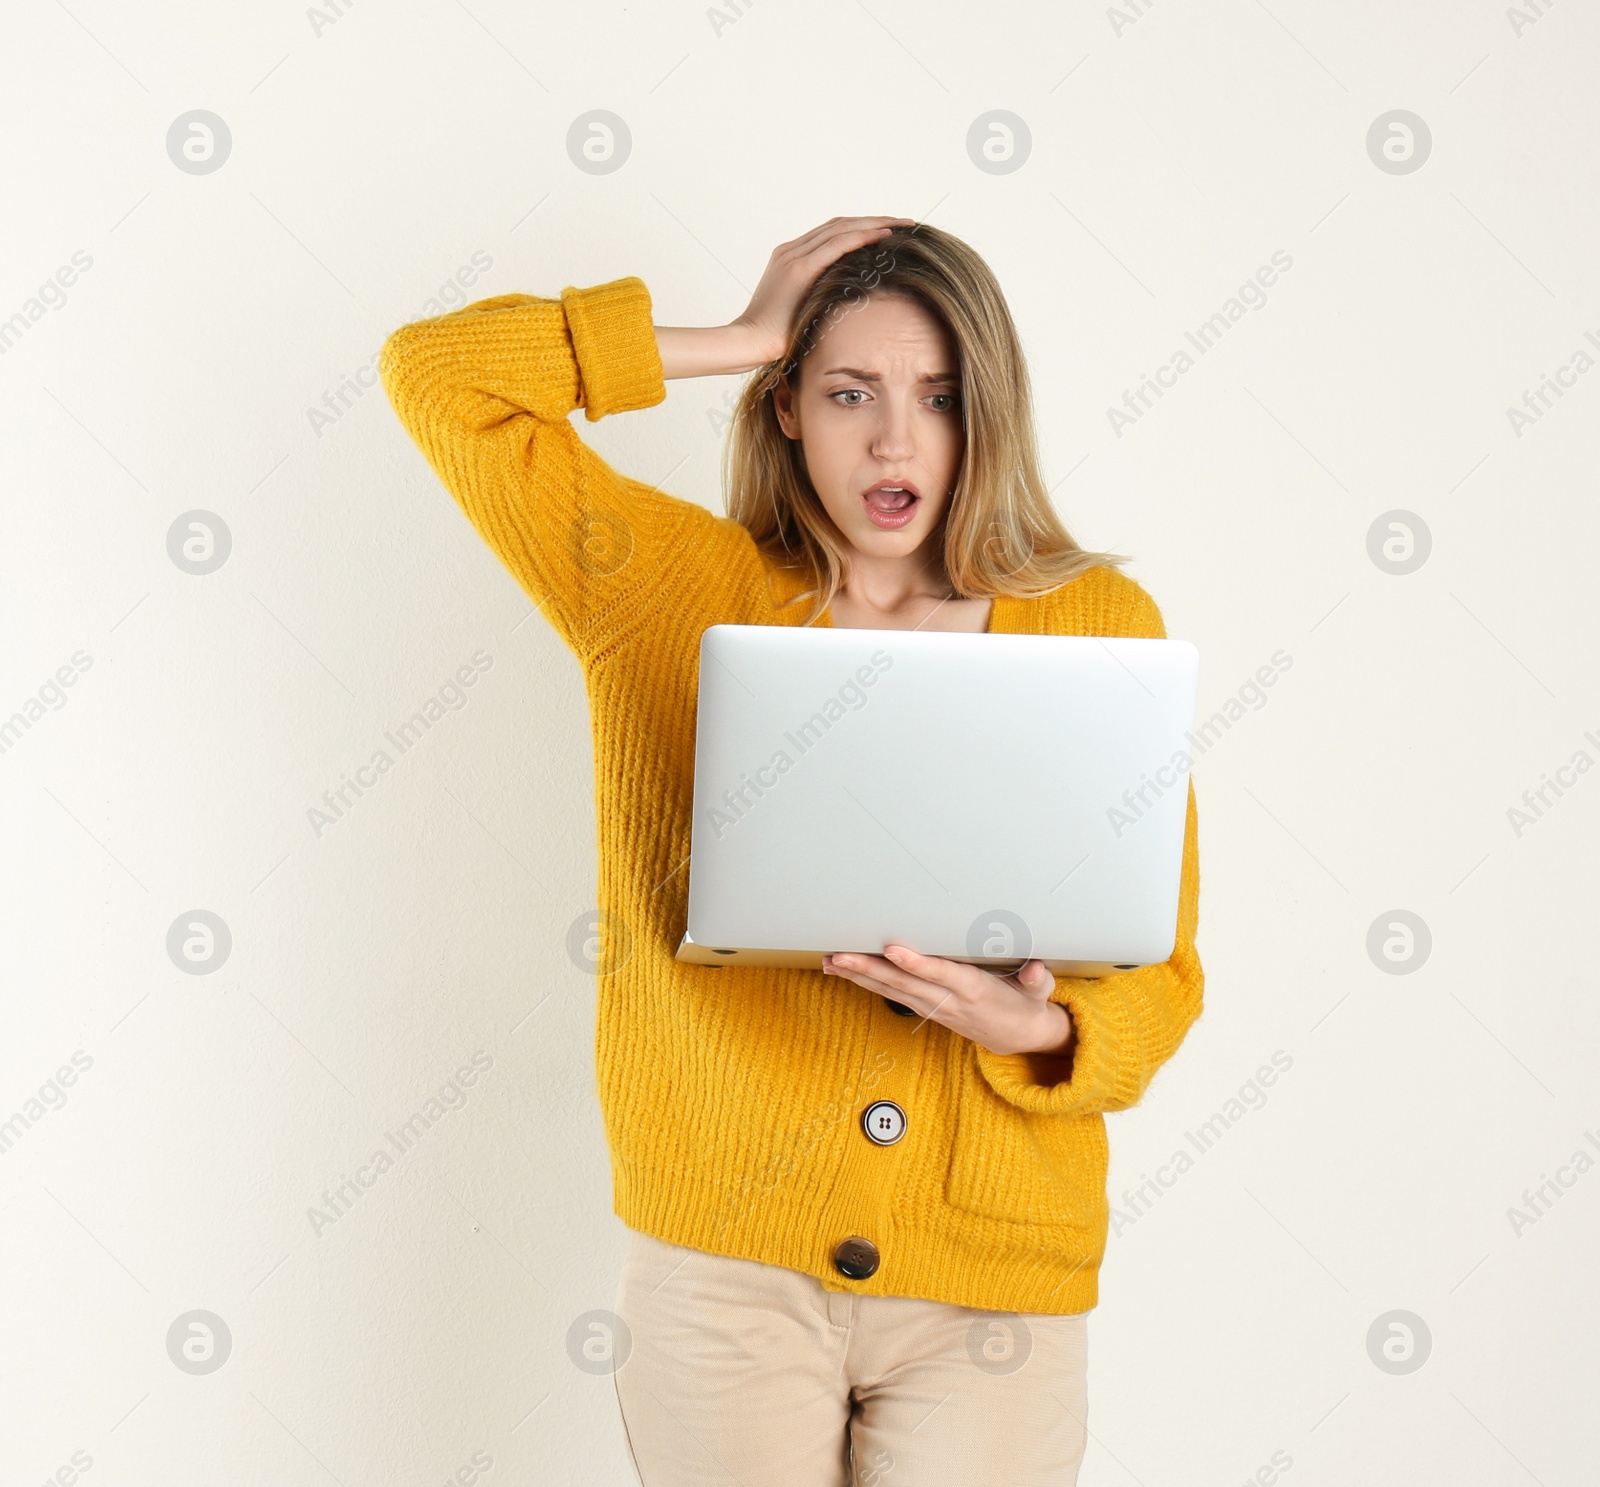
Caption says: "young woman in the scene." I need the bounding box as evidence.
[380,216,1204,1487]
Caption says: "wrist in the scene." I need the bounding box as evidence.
[653,322,776,380]
[1027,1001,1075,1059]
[723,317,786,372]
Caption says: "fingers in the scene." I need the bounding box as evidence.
[801,219,915,265]
[1004,959,1055,998]
[781,215,915,262]
[881,944,967,989]
[828,950,964,1016]
[828,962,913,1003]
[795,215,913,248]
[837,968,950,1026]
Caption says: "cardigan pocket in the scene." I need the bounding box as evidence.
[944,1053,1108,1232]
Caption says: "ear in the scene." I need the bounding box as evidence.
[772,372,801,441]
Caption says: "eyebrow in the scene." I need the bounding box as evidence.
[820,366,959,384]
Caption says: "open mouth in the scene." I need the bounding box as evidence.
[862,481,921,530]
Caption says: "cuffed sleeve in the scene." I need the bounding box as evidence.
[378,276,665,433]
[974,776,1203,1116]
[560,278,667,421]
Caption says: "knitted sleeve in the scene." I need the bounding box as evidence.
[972,583,1205,1116]
[378,276,688,659]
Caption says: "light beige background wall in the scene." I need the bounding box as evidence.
[2,1,1596,1482]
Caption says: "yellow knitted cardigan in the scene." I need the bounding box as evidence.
[379,276,1203,1315]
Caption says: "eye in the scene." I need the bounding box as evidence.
[830,388,868,406]
[927,393,959,412]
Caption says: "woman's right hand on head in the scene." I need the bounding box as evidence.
[730,216,917,365]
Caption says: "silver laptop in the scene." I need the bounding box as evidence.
[675,624,1199,976]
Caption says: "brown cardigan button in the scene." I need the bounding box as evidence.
[832,1236,880,1280]
[883,997,917,1017]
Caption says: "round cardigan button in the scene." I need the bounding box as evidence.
[861,1100,906,1146]
[883,997,917,1017]
[832,1236,880,1280]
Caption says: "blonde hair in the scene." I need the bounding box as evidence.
[722,222,1129,625]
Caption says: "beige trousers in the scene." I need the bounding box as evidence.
[610,1228,1090,1486]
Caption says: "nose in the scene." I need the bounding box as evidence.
[867,396,916,462]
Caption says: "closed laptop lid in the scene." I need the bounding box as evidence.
[684,624,1198,969]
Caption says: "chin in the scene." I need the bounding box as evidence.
[851,521,924,550]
